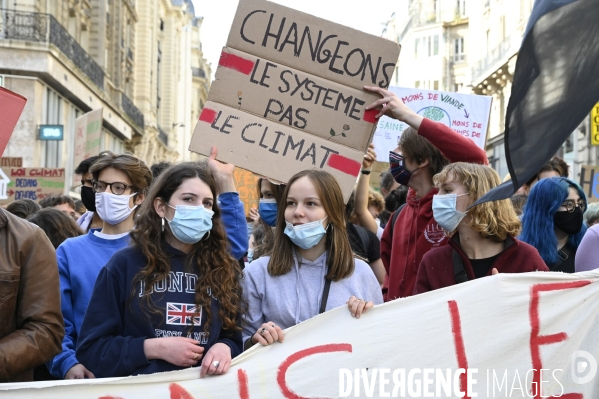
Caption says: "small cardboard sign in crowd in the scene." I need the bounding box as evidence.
[372,87,492,161]
[189,0,401,199]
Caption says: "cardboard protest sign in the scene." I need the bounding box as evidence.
[0,167,65,204]
[372,87,492,161]
[2,270,598,398]
[233,167,259,216]
[0,87,27,158]
[189,0,400,200]
[191,102,365,197]
[580,165,599,203]
[73,108,103,186]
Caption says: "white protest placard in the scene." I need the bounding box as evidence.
[73,108,103,186]
[189,0,401,200]
[2,271,598,398]
[372,87,492,161]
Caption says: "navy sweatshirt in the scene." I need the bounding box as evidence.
[75,242,242,378]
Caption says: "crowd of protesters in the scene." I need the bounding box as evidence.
[1,89,598,383]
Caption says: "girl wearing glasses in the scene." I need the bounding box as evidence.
[413,163,548,294]
[76,161,243,378]
[47,151,152,380]
[520,177,588,273]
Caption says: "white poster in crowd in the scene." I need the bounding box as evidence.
[2,271,598,398]
[372,87,492,161]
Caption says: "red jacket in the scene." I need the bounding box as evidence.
[413,236,550,295]
[380,118,488,301]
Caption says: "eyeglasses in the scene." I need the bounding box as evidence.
[561,199,586,213]
[93,180,134,195]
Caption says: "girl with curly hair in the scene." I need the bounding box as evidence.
[76,161,243,378]
[520,177,587,273]
[414,163,548,294]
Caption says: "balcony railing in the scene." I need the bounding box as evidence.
[122,93,144,129]
[471,28,522,84]
[158,126,168,146]
[0,9,104,89]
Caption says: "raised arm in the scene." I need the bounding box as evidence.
[354,143,379,235]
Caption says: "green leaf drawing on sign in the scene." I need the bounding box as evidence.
[330,128,336,136]
[341,133,346,137]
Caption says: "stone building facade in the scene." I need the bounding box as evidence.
[0,0,210,196]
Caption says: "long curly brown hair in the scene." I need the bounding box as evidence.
[130,162,243,333]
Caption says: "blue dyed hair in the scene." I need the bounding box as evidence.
[520,177,587,265]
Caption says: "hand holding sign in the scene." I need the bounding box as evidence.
[362,143,377,170]
[208,146,237,194]
[364,86,424,130]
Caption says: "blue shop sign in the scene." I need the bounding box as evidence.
[39,125,64,140]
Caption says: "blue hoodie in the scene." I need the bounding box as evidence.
[48,192,247,378]
[76,242,242,377]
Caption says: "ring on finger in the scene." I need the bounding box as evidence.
[193,353,198,361]
[260,327,266,334]
[212,360,220,368]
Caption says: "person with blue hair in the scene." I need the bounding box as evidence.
[520,177,587,273]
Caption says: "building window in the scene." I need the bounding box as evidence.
[415,38,420,58]
[457,0,466,17]
[157,42,162,110]
[434,80,439,90]
[427,36,432,57]
[453,37,465,62]
[433,35,439,56]
[44,88,63,168]
[415,81,420,88]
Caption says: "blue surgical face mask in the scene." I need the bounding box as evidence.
[432,193,469,233]
[247,248,254,263]
[259,198,278,227]
[284,217,328,250]
[389,151,420,186]
[165,203,214,244]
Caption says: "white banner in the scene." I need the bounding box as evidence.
[372,87,492,161]
[2,271,598,398]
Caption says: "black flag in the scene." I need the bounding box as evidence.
[471,0,599,207]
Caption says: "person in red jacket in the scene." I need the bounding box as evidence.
[413,162,549,294]
[364,87,488,301]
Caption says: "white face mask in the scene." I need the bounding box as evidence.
[432,193,469,233]
[284,217,328,250]
[95,192,138,226]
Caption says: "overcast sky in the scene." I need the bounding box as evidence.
[191,0,401,71]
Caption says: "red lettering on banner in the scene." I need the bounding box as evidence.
[529,281,590,399]
[98,397,124,399]
[277,343,352,399]
[238,369,251,399]
[169,383,195,399]
[448,300,470,399]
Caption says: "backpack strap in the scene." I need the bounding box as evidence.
[388,202,407,238]
[320,273,332,314]
[453,249,469,284]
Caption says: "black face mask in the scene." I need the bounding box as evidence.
[553,208,583,235]
[80,185,96,212]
